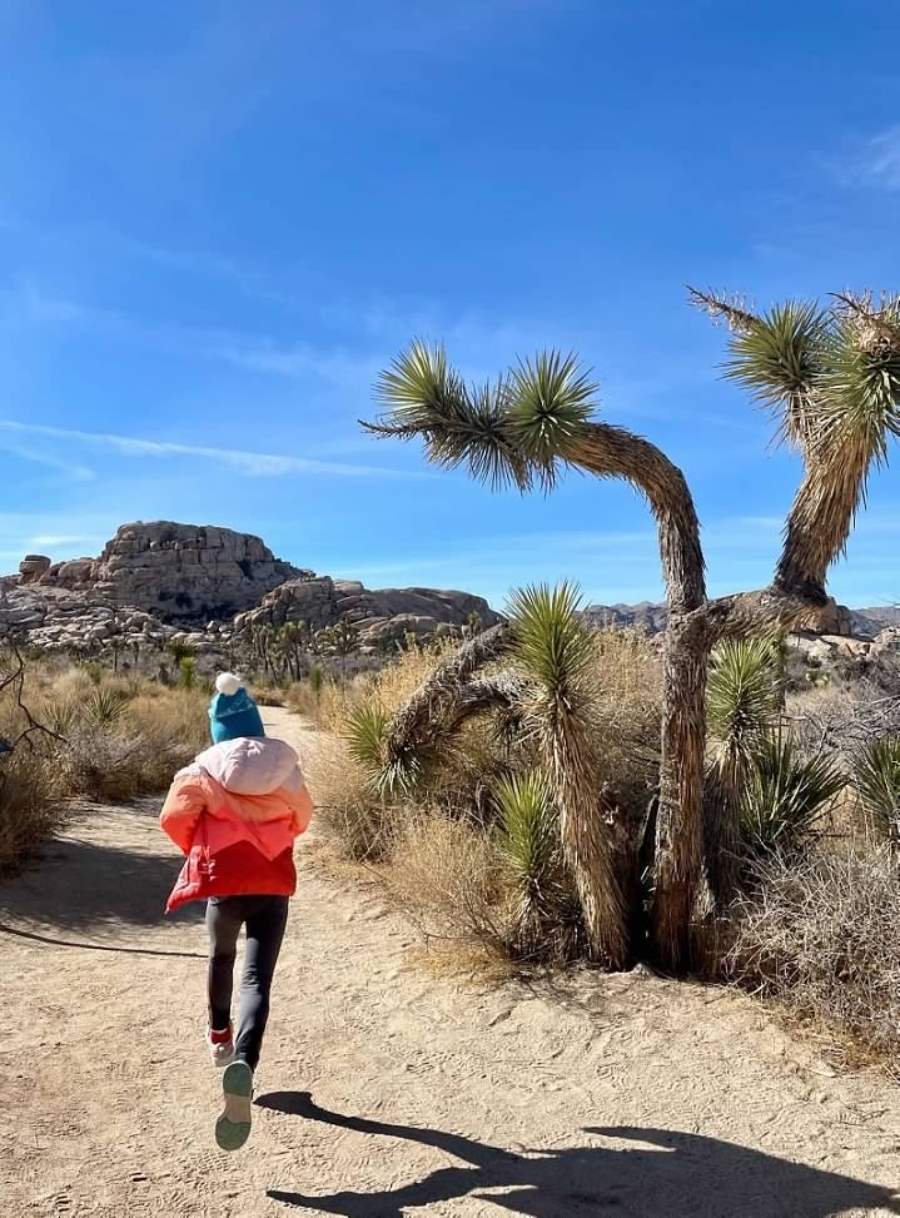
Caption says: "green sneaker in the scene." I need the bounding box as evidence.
[215,1060,253,1151]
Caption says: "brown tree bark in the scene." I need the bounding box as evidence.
[572,427,710,970]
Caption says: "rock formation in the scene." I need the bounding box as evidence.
[18,555,51,584]
[0,521,499,664]
[235,577,499,649]
[30,522,302,621]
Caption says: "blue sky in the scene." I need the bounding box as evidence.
[1,0,898,610]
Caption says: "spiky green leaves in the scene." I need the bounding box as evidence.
[370,341,524,489]
[506,352,596,489]
[494,769,558,892]
[722,302,827,448]
[506,581,593,698]
[494,768,578,958]
[853,734,900,845]
[818,301,900,468]
[694,288,900,461]
[707,637,781,766]
[343,702,390,775]
[366,342,595,492]
[740,737,844,858]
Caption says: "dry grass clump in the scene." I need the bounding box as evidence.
[727,848,900,1060]
[589,629,662,801]
[58,687,209,801]
[1,656,69,871]
[1,653,209,867]
[286,676,346,729]
[0,741,66,872]
[301,640,476,858]
[305,730,395,860]
[383,812,509,954]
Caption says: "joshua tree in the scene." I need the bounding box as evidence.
[318,620,360,678]
[362,289,900,970]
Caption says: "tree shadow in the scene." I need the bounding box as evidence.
[0,806,203,933]
[0,921,204,958]
[259,1092,900,1217]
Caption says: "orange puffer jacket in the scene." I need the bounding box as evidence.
[160,736,313,912]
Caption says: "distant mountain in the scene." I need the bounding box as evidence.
[850,606,900,636]
[582,601,900,638]
[581,601,670,634]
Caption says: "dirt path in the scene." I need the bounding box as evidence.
[2,707,898,1218]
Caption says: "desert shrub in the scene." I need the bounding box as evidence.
[60,727,149,802]
[727,848,900,1058]
[247,682,286,707]
[120,688,209,789]
[853,735,900,847]
[0,656,68,869]
[286,673,347,729]
[59,685,208,802]
[787,680,900,768]
[494,769,581,960]
[0,746,65,872]
[305,731,394,860]
[739,736,845,859]
[589,629,662,807]
[284,678,321,722]
[0,653,210,863]
[302,639,477,846]
[383,811,508,955]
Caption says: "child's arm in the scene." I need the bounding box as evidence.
[285,767,314,837]
[159,770,207,854]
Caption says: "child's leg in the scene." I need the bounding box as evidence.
[233,896,289,1069]
[206,897,244,1030]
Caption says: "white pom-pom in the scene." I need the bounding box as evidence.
[215,672,242,696]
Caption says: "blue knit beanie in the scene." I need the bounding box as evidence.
[208,673,265,744]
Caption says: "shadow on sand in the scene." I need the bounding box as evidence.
[258,1092,900,1217]
[0,802,204,945]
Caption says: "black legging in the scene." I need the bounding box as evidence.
[206,894,289,1070]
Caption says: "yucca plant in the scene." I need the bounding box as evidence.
[178,656,196,691]
[740,737,845,860]
[494,769,573,958]
[707,638,781,766]
[853,734,900,847]
[343,702,391,778]
[42,697,79,738]
[705,637,782,903]
[85,687,125,727]
[308,663,325,701]
[507,583,627,966]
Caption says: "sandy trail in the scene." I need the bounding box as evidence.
[2,707,898,1218]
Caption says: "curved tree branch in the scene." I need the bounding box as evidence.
[381,623,513,788]
[569,425,706,614]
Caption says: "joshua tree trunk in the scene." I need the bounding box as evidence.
[651,613,711,967]
[572,426,709,970]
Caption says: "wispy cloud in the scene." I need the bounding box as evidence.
[863,125,900,190]
[27,533,98,549]
[0,419,425,480]
[1,280,379,389]
[0,437,95,482]
[831,125,900,192]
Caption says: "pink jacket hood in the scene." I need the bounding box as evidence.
[193,737,304,797]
